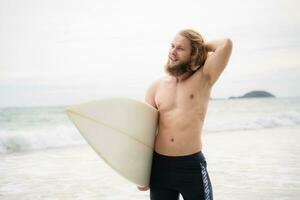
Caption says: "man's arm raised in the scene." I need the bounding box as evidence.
[202,38,233,86]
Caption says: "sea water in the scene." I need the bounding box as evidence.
[0,97,299,153]
[0,97,300,200]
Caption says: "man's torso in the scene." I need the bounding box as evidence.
[153,69,212,156]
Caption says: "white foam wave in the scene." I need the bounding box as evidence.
[204,111,300,133]
[0,125,85,153]
[1,111,300,153]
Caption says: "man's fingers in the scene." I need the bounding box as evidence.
[137,186,149,191]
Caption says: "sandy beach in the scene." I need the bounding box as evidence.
[0,124,299,200]
[203,125,300,200]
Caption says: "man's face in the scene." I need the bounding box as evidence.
[165,34,192,76]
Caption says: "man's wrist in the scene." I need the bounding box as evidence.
[205,39,230,53]
[204,43,216,52]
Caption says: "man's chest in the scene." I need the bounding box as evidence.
[154,80,202,111]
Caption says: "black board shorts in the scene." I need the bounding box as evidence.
[149,151,213,200]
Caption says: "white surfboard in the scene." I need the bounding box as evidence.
[65,97,158,186]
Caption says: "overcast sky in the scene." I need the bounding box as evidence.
[0,0,299,107]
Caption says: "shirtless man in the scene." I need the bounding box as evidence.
[138,29,232,200]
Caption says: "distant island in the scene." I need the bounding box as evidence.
[229,90,276,99]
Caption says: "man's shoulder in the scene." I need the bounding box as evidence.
[145,77,163,108]
[146,78,161,94]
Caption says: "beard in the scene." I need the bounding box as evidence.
[165,59,191,77]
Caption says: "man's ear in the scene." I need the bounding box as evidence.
[191,53,197,59]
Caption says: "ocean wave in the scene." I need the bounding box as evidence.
[0,125,85,153]
[204,111,300,133]
[1,111,300,153]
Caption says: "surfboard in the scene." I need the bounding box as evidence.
[65,97,158,187]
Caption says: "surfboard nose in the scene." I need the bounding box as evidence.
[65,97,159,186]
[66,98,158,147]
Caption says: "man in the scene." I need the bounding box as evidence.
[138,29,233,200]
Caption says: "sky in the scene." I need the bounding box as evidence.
[0,0,299,107]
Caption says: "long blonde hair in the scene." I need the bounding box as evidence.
[178,29,208,72]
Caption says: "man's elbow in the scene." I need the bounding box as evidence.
[219,38,233,58]
[224,38,233,50]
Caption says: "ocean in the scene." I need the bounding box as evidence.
[0,97,300,199]
[1,97,299,153]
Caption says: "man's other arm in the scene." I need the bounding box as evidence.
[202,38,233,86]
[137,79,160,191]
